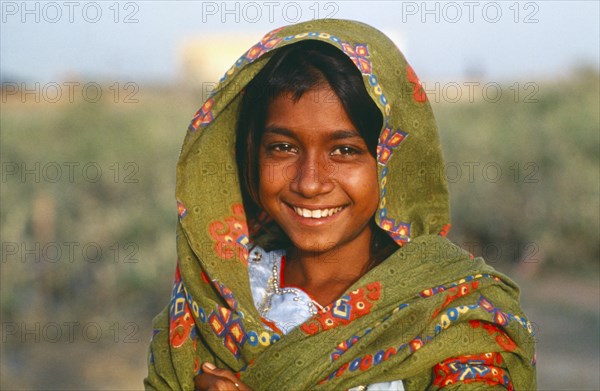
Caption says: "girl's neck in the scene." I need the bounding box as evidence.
[283,239,372,306]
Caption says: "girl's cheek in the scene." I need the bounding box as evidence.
[259,161,283,184]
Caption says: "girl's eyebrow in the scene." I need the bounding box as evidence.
[263,127,362,140]
[263,126,295,138]
[329,130,362,140]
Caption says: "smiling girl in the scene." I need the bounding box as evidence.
[146,19,536,391]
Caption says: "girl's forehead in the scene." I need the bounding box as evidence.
[265,87,357,134]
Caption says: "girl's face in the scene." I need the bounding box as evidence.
[258,85,379,258]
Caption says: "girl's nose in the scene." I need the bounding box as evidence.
[289,154,335,198]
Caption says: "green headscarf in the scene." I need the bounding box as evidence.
[146,19,536,390]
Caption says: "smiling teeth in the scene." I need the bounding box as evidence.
[293,206,344,219]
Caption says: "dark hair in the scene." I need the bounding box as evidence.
[236,40,397,265]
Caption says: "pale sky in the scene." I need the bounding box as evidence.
[2,1,599,84]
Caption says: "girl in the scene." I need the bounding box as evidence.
[146,19,536,390]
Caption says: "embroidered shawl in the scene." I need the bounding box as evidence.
[145,19,536,390]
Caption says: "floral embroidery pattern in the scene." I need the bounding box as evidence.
[316,276,528,386]
[208,204,250,264]
[433,352,514,390]
[300,282,381,335]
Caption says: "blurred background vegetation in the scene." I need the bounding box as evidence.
[1,69,598,389]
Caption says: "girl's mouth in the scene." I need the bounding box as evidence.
[291,205,345,219]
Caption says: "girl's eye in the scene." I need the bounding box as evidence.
[331,146,360,156]
[270,143,298,154]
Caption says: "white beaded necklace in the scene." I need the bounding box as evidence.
[251,250,324,316]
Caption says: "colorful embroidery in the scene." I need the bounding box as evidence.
[169,266,197,348]
[188,97,214,131]
[379,216,411,243]
[340,42,372,74]
[246,330,280,347]
[410,336,425,352]
[368,74,391,116]
[321,345,405,384]
[300,282,381,335]
[212,280,239,312]
[434,304,479,335]
[331,334,361,361]
[329,302,409,364]
[419,274,491,298]
[377,126,407,165]
[208,204,250,263]
[433,352,513,390]
[320,290,522,386]
[376,124,410,244]
[477,295,534,335]
[208,305,248,358]
[244,28,283,63]
[431,280,480,318]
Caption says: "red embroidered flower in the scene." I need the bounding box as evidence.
[169,299,195,348]
[209,204,249,264]
[407,65,427,103]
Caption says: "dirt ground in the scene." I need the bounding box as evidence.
[516,273,600,390]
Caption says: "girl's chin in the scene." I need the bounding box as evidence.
[288,237,339,257]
